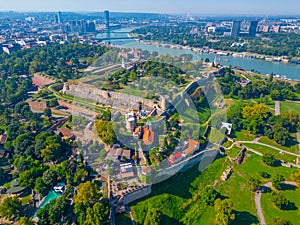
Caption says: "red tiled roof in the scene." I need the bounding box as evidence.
[168,152,182,164]
[183,139,199,155]
[57,128,75,139]
[142,127,154,145]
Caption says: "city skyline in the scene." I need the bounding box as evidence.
[1,0,300,15]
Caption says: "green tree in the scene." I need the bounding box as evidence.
[280,111,300,132]
[242,104,271,134]
[40,135,63,162]
[272,217,293,225]
[272,174,284,190]
[48,197,69,224]
[34,177,49,196]
[273,126,290,146]
[263,154,276,166]
[0,196,22,220]
[144,208,161,225]
[248,177,261,192]
[291,170,300,186]
[214,198,235,225]
[13,134,34,157]
[49,98,59,107]
[42,169,58,187]
[95,120,117,146]
[84,202,109,225]
[271,191,289,209]
[19,166,46,188]
[270,90,283,100]
[43,107,52,119]
[73,168,87,184]
[74,181,100,206]
[19,217,35,225]
[201,186,218,206]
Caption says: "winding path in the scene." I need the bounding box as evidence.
[274,101,281,116]
[297,131,300,154]
[255,181,297,225]
[255,182,271,225]
[225,136,300,157]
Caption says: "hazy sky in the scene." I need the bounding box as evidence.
[0,0,300,15]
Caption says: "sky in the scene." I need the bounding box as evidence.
[0,0,300,15]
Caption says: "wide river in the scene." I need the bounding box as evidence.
[97,27,300,80]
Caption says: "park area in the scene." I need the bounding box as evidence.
[280,101,300,116]
[116,151,299,225]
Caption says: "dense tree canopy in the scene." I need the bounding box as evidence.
[0,43,106,81]
[214,198,235,225]
[0,196,22,220]
[95,120,117,146]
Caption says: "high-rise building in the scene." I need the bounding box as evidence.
[230,21,241,37]
[262,25,270,33]
[79,20,87,33]
[86,21,96,33]
[70,20,78,33]
[57,11,62,24]
[249,21,258,37]
[273,25,281,33]
[104,10,110,30]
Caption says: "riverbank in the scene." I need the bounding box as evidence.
[96,28,300,80]
[135,39,299,66]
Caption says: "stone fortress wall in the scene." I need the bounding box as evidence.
[119,185,152,205]
[153,149,219,184]
[63,83,159,111]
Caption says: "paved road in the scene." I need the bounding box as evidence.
[297,131,300,154]
[238,140,299,157]
[255,181,297,225]
[255,182,271,225]
[275,101,280,115]
[225,136,300,160]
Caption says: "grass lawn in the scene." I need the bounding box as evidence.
[21,194,32,205]
[208,128,226,144]
[182,107,211,125]
[217,153,299,225]
[128,150,299,225]
[242,143,297,163]
[224,98,235,107]
[222,140,233,148]
[258,136,299,154]
[119,87,146,98]
[226,146,243,158]
[280,101,300,116]
[181,124,207,139]
[230,130,256,142]
[130,157,227,225]
[261,188,300,225]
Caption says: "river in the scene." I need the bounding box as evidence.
[96,27,300,80]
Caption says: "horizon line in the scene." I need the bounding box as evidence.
[0,10,300,17]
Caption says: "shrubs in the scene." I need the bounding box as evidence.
[263,153,276,166]
[260,171,271,178]
[272,217,293,225]
[271,191,290,210]
[248,177,261,192]
[272,174,284,190]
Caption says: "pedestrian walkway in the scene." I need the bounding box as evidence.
[297,131,300,154]
[275,101,280,116]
